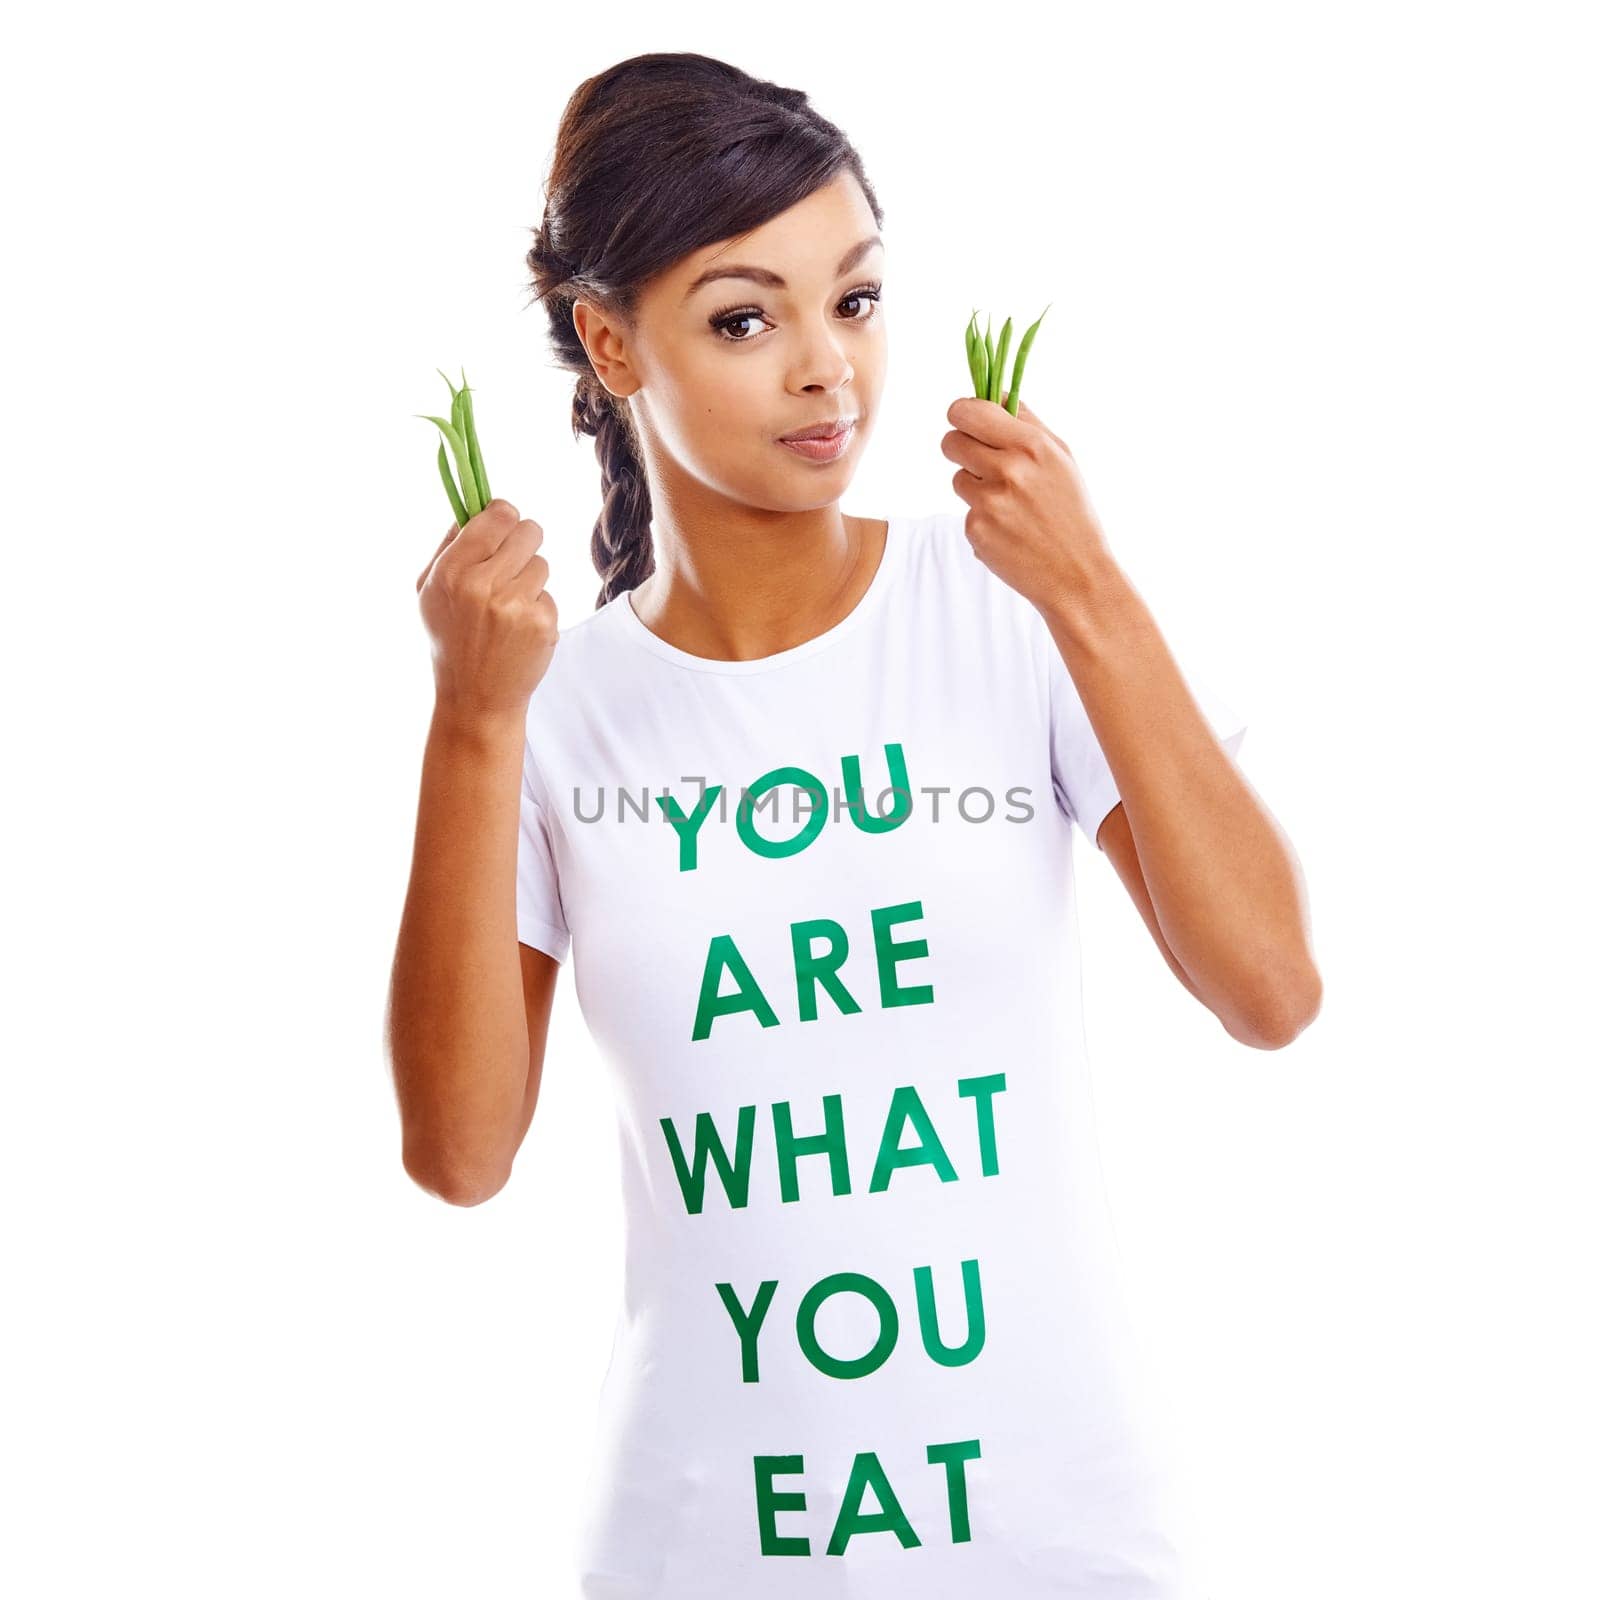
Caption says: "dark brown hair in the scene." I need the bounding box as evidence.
[524,53,885,610]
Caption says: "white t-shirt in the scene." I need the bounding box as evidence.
[516,508,1245,1598]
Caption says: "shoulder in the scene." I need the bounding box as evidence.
[517,586,626,760]
[540,576,637,684]
[899,507,1044,643]
[904,507,1024,596]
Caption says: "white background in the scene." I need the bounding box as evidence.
[4,3,1595,1596]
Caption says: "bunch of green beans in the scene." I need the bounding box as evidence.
[965,304,1050,415]
[416,367,492,527]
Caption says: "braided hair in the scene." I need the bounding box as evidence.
[523,51,884,610]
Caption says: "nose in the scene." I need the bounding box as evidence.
[798,349,853,393]
[794,322,854,393]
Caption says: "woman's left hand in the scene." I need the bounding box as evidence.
[941,392,1114,615]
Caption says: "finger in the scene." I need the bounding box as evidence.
[513,549,553,601]
[938,428,999,480]
[947,395,1033,449]
[444,498,521,566]
[417,522,460,592]
[950,467,981,507]
[482,518,547,582]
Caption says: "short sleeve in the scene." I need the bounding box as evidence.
[517,744,572,963]
[1046,643,1248,852]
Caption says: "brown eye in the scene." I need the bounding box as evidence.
[708,282,884,345]
[712,310,765,342]
[838,284,883,322]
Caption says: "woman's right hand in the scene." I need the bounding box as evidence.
[416,499,560,724]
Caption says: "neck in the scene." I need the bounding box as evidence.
[627,510,886,664]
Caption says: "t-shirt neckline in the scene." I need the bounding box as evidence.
[608,514,905,675]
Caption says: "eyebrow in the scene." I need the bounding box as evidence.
[682,234,884,302]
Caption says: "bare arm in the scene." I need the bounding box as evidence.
[941,392,1319,1052]
[1097,798,1319,1049]
[1043,567,1321,1050]
[384,502,561,1205]
[386,709,538,1205]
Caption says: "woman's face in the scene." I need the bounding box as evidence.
[574,172,886,514]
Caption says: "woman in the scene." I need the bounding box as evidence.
[387,50,1321,1599]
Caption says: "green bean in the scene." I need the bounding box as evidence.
[1004,303,1050,416]
[964,304,1051,412]
[447,387,476,507]
[437,440,469,526]
[437,367,464,441]
[421,368,497,522]
[965,311,987,398]
[990,316,1013,406]
[417,411,483,518]
[458,367,491,506]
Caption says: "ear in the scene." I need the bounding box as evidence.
[573,298,638,399]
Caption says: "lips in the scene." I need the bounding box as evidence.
[779,417,857,442]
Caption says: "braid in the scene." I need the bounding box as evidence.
[572,375,655,610]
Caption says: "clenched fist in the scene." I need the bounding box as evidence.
[416,499,559,723]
